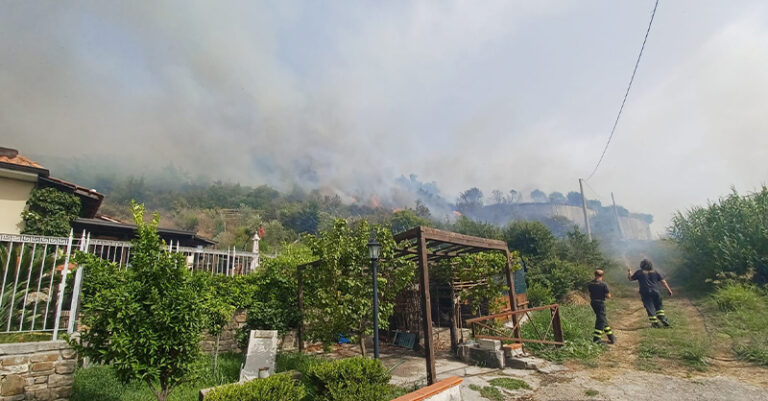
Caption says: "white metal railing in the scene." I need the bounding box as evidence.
[0,231,258,338]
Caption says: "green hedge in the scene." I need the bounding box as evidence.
[304,357,401,401]
[205,373,305,401]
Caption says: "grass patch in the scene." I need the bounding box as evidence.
[469,384,504,401]
[488,377,529,390]
[71,353,242,401]
[522,305,606,365]
[0,332,52,344]
[706,284,768,366]
[585,388,600,397]
[636,305,710,371]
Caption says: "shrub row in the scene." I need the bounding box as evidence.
[206,356,403,401]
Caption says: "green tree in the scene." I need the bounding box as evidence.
[556,228,608,269]
[451,216,503,240]
[456,187,484,212]
[21,187,81,236]
[72,203,206,401]
[303,219,415,355]
[548,192,567,205]
[530,189,548,203]
[196,274,236,375]
[566,191,583,206]
[238,244,313,348]
[389,209,431,234]
[503,221,556,265]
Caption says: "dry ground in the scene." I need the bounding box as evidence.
[378,292,768,401]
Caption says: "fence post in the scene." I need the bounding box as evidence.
[552,305,564,345]
[68,232,89,334]
[52,229,75,340]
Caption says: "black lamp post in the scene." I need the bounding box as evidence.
[368,233,381,358]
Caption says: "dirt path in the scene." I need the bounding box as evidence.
[529,292,768,401]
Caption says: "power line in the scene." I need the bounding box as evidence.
[586,0,660,181]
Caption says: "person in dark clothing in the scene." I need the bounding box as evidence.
[628,259,673,327]
[588,269,615,344]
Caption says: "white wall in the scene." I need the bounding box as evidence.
[0,175,36,234]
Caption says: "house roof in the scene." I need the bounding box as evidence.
[72,217,217,247]
[0,147,49,176]
[38,176,104,218]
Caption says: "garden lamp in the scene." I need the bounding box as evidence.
[368,233,381,358]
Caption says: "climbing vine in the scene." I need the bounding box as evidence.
[21,187,81,236]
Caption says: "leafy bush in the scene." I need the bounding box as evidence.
[711,283,765,312]
[302,220,415,355]
[236,245,311,348]
[275,352,319,374]
[205,373,305,401]
[527,258,592,301]
[526,281,555,307]
[304,357,396,401]
[73,203,206,401]
[670,187,768,286]
[21,187,81,236]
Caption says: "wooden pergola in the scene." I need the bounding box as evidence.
[392,226,521,385]
[295,226,524,386]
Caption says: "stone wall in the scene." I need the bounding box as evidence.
[0,341,76,401]
[200,310,298,355]
[201,310,248,354]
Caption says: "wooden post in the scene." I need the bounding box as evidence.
[297,266,304,353]
[417,228,436,385]
[552,305,564,345]
[448,282,458,354]
[505,251,521,339]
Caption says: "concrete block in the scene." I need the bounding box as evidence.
[477,339,501,351]
[468,347,505,369]
[457,344,473,363]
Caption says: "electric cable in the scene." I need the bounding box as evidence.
[586,0,660,181]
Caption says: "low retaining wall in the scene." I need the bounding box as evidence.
[201,310,248,354]
[392,376,463,401]
[200,311,298,354]
[0,340,76,401]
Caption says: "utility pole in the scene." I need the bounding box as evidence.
[579,178,592,241]
[611,192,624,240]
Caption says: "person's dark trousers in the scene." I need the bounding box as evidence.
[651,291,669,326]
[590,300,614,343]
[641,291,668,327]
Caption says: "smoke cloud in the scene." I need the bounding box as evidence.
[3,1,768,233]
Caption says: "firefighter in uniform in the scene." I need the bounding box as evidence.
[628,259,673,327]
[588,269,615,344]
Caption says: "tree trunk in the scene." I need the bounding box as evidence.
[359,333,367,357]
[213,333,221,373]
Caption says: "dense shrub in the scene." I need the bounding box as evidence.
[305,357,396,401]
[205,373,305,401]
[711,283,765,312]
[526,282,555,307]
[670,187,768,286]
[527,258,592,301]
[21,187,81,236]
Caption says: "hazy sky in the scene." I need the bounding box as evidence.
[2,1,768,234]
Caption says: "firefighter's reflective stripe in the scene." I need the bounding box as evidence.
[656,309,665,316]
[603,326,613,335]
